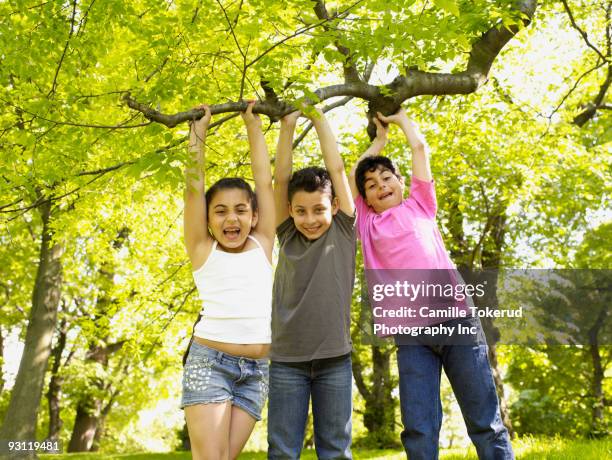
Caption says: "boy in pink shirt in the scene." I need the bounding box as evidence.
[349,108,513,460]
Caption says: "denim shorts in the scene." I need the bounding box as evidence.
[181,341,269,421]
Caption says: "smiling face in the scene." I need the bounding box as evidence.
[207,188,258,252]
[289,190,338,240]
[363,166,404,213]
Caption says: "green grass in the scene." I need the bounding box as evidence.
[39,437,611,459]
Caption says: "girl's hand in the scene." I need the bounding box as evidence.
[377,108,410,129]
[189,104,211,148]
[240,100,262,129]
[372,116,389,144]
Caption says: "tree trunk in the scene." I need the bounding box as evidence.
[67,341,125,451]
[351,272,399,448]
[450,197,514,437]
[68,233,127,452]
[0,327,5,392]
[588,304,607,437]
[90,389,117,452]
[46,318,68,441]
[484,321,514,438]
[352,344,398,448]
[68,402,101,452]
[478,211,514,437]
[364,346,397,444]
[0,200,63,445]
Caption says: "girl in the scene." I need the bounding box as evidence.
[182,102,275,460]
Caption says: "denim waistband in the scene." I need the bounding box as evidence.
[190,340,268,365]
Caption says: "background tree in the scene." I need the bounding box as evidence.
[0,0,609,453]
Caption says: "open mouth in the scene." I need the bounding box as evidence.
[223,228,241,240]
[379,191,393,200]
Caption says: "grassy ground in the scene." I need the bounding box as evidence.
[39,437,611,459]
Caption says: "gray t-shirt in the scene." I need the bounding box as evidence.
[271,210,356,361]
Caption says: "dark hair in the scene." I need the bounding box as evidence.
[205,177,257,213]
[287,166,334,203]
[355,156,400,198]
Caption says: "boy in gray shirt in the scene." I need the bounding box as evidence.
[268,108,356,459]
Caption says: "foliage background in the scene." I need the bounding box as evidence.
[0,0,609,453]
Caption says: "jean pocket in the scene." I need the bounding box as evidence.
[183,356,215,392]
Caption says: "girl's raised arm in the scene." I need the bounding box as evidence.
[184,104,213,270]
[241,101,275,260]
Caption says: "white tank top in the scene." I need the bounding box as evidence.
[192,235,272,343]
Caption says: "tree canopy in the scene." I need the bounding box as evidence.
[0,0,609,453]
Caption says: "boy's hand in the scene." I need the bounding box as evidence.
[304,106,326,124]
[240,100,262,129]
[281,110,301,126]
[377,108,410,130]
[189,104,211,134]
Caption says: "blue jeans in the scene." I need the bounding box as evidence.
[396,317,513,460]
[267,354,352,459]
[181,341,269,421]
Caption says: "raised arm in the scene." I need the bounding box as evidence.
[184,104,213,270]
[377,108,432,182]
[274,111,300,227]
[241,101,275,260]
[348,117,388,199]
[308,108,354,215]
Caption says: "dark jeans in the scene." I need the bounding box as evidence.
[396,317,514,460]
[267,354,352,459]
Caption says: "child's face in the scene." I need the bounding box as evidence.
[207,188,257,251]
[289,190,338,240]
[363,166,404,213]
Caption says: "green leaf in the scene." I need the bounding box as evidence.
[434,0,460,17]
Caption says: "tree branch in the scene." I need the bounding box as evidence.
[48,0,78,97]
[313,0,361,83]
[561,0,608,63]
[549,62,606,118]
[573,65,612,126]
[124,0,537,136]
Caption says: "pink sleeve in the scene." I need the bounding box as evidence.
[355,194,371,240]
[408,177,437,218]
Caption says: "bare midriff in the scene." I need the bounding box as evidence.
[193,336,270,359]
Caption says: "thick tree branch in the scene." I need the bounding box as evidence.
[124,0,537,136]
[313,0,361,83]
[261,80,279,102]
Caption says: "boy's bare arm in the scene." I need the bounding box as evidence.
[377,108,432,181]
[310,108,354,215]
[184,104,213,269]
[348,117,388,199]
[274,111,299,227]
[241,102,275,256]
